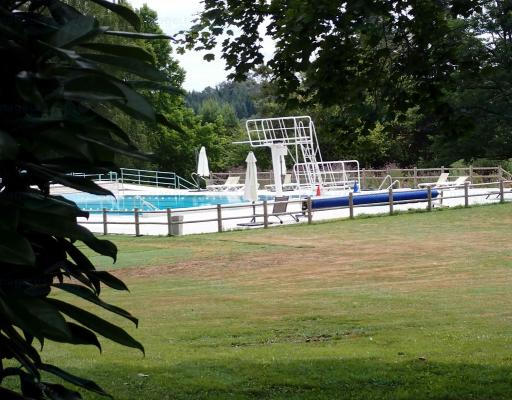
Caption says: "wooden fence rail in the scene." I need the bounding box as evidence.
[80,180,512,236]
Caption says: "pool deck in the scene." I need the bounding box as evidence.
[60,183,511,236]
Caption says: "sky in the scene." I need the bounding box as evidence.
[128,0,272,92]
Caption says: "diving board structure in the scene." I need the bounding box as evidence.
[238,116,359,195]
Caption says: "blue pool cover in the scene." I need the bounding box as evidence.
[307,189,439,210]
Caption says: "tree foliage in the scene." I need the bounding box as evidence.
[0,1,174,398]
[182,0,512,167]
[187,80,259,120]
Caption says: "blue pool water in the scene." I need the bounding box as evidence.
[63,193,273,212]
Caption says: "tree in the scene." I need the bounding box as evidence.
[183,0,480,110]
[187,80,260,119]
[0,1,175,398]
[182,0,512,167]
[428,0,512,165]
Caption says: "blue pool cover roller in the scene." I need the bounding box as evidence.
[305,189,439,210]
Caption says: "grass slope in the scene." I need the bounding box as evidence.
[21,205,512,398]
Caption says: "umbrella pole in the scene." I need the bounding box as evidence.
[251,201,256,223]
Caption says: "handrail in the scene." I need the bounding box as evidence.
[136,196,158,211]
[500,167,512,180]
[189,173,208,190]
[378,175,401,190]
[70,168,195,189]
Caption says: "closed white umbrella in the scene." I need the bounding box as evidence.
[196,146,209,177]
[244,152,258,223]
[244,151,258,202]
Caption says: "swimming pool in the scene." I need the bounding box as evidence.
[63,193,274,212]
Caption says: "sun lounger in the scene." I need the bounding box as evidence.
[437,176,469,188]
[418,173,449,188]
[206,176,244,191]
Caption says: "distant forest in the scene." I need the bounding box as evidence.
[186,80,260,120]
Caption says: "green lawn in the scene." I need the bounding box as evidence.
[17,204,512,399]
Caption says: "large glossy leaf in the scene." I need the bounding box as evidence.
[48,299,144,354]
[60,75,126,102]
[1,323,41,366]
[59,242,101,293]
[111,82,156,122]
[20,371,43,398]
[1,191,87,219]
[0,130,18,160]
[60,240,95,271]
[77,133,148,160]
[0,333,39,380]
[0,230,36,266]
[104,30,170,40]
[65,323,101,350]
[17,207,117,261]
[25,128,96,163]
[0,295,71,342]
[51,175,113,197]
[79,106,133,145]
[90,271,129,292]
[46,1,81,25]
[40,43,97,69]
[24,164,114,197]
[88,0,141,31]
[39,382,81,400]
[0,0,165,396]
[54,284,137,326]
[16,71,45,109]
[41,364,110,398]
[60,261,99,294]
[47,15,99,48]
[81,236,117,262]
[81,53,167,81]
[0,324,42,376]
[0,9,28,41]
[79,42,153,63]
[0,385,32,399]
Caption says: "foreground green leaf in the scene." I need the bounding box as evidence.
[48,299,144,354]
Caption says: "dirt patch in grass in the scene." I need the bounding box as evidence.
[114,214,512,294]
[112,205,512,291]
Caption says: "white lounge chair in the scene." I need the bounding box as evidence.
[265,174,298,191]
[418,173,449,188]
[206,176,244,191]
[438,176,469,188]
